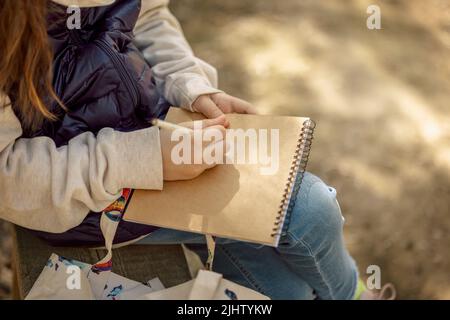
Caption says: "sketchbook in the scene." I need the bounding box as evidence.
[124,108,315,246]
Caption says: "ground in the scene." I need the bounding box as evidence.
[0,0,448,299]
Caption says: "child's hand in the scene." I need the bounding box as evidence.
[160,116,228,181]
[192,93,258,124]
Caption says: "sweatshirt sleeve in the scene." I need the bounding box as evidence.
[134,0,223,111]
[0,97,163,233]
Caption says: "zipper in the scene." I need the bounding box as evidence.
[94,39,140,107]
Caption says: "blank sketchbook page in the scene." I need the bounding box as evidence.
[124,108,311,246]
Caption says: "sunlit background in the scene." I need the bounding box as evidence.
[0,0,449,299]
[170,0,450,299]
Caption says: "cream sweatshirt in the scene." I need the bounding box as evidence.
[0,0,222,233]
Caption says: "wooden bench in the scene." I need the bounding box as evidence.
[11,226,192,299]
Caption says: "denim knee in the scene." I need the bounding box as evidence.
[279,173,344,251]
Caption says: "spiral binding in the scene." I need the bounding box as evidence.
[271,119,316,238]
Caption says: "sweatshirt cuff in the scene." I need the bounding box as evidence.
[171,75,223,112]
[110,127,163,191]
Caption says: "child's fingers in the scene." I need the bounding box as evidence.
[193,124,228,166]
[201,140,230,167]
[229,96,258,114]
[195,95,224,119]
[199,115,228,128]
[179,115,228,130]
[198,125,226,149]
[203,124,226,139]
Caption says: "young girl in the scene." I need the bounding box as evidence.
[0,0,392,299]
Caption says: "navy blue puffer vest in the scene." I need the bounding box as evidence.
[19,0,170,246]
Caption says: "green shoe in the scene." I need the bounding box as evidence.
[355,279,396,300]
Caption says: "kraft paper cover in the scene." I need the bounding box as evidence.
[124,108,310,246]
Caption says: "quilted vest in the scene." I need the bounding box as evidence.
[18,0,169,246]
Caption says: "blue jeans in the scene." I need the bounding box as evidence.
[136,172,358,300]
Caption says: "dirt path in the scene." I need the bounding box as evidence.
[170,0,450,299]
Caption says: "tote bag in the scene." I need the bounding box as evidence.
[26,189,269,300]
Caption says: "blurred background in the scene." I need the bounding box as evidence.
[0,0,449,299]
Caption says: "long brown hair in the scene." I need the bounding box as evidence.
[0,0,61,132]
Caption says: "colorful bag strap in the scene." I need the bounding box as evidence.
[88,187,217,297]
[88,188,133,297]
